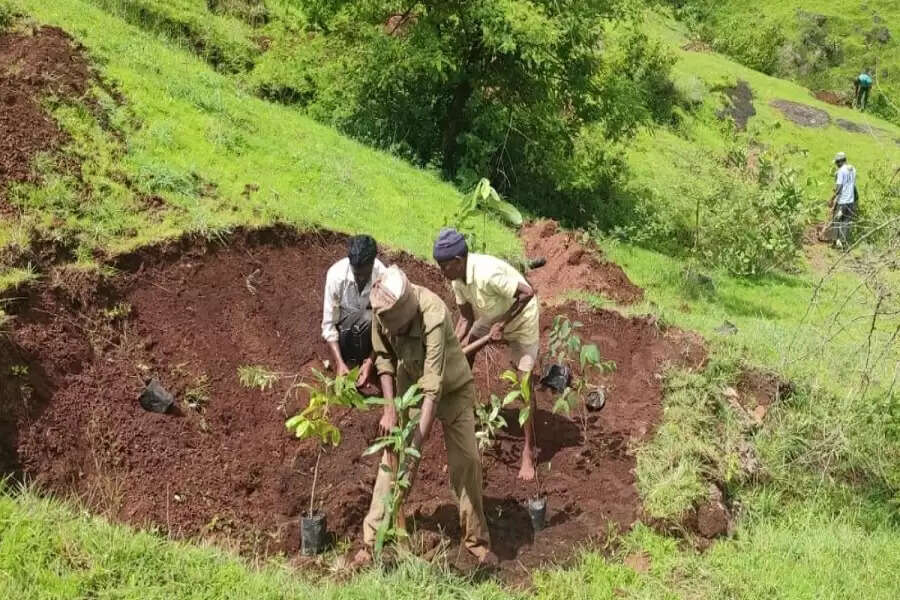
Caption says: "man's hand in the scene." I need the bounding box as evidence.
[378,404,398,436]
[489,321,505,341]
[356,358,373,388]
[336,360,350,377]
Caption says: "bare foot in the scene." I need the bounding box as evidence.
[478,550,500,568]
[517,448,536,481]
[349,548,372,570]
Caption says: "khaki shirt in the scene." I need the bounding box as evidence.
[372,285,473,401]
[451,253,540,345]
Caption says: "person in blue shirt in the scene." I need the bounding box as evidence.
[854,72,873,110]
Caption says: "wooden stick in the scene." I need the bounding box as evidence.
[461,333,493,356]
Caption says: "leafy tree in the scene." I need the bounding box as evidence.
[286,0,675,221]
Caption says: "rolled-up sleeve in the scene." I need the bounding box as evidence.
[372,319,396,377]
[321,272,341,343]
[418,322,446,400]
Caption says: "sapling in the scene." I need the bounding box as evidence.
[362,384,425,556]
[546,316,616,439]
[286,368,366,519]
[239,365,366,520]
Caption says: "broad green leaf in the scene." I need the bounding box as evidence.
[518,405,531,426]
[363,438,393,456]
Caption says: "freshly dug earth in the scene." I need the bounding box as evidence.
[0,26,91,206]
[522,220,643,305]
[717,80,756,131]
[5,227,702,580]
[769,100,831,128]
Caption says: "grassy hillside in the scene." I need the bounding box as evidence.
[1,1,899,599]
[668,0,900,123]
[0,0,518,293]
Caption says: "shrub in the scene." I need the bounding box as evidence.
[256,0,676,224]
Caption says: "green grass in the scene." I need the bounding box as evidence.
[628,12,900,231]
[5,488,900,599]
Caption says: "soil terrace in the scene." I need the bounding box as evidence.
[2,226,705,580]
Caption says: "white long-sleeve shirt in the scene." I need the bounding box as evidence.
[321,257,387,343]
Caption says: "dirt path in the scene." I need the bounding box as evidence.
[4,226,703,581]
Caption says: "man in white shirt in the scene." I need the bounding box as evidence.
[433,228,541,481]
[321,235,386,389]
[829,152,857,250]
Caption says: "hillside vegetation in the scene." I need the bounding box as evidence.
[664,0,900,124]
[0,1,899,599]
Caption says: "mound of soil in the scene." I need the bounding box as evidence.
[5,227,702,580]
[814,90,850,107]
[0,26,91,205]
[522,221,643,305]
[769,100,831,128]
[718,80,756,131]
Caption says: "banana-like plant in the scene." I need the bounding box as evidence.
[449,177,523,252]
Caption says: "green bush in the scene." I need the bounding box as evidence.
[0,0,20,29]
[249,1,677,224]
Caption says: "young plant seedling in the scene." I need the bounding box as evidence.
[285,368,367,519]
[363,384,425,557]
[239,365,366,521]
[475,370,533,454]
[546,316,616,439]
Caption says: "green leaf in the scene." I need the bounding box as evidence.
[501,370,519,385]
[363,438,393,456]
[406,447,421,459]
[518,405,531,427]
[580,344,600,369]
[502,390,522,406]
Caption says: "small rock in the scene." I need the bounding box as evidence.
[696,484,730,538]
[139,378,175,413]
[751,405,768,424]
[715,321,738,335]
[624,551,651,573]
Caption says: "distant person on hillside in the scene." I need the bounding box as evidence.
[321,235,386,391]
[853,71,873,110]
[829,152,857,250]
[433,227,541,481]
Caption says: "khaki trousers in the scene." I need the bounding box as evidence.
[362,381,491,558]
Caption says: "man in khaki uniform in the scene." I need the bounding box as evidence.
[359,265,496,565]
[433,228,540,481]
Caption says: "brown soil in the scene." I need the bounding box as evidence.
[681,40,712,53]
[770,99,831,128]
[814,90,851,107]
[4,226,703,581]
[522,220,643,305]
[834,118,894,139]
[718,80,756,131]
[0,26,91,207]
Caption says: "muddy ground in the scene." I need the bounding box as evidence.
[718,80,756,131]
[0,26,91,209]
[2,226,705,581]
[770,99,831,128]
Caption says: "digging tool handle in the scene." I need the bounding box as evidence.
[462,333,493,357]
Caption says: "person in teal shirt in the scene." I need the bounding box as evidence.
[854,72,873,110]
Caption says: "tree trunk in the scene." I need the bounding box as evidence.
[441,78,473,177]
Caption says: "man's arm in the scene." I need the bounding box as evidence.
[414,322,447,449]
[372,319,399,431]
[489,280,535,339]
[322,272,349,375]
[455,302,475,342]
